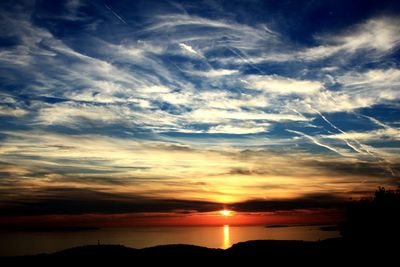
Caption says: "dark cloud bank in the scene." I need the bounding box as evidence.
[0,186,348,216]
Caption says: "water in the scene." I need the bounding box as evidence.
[0,225,339,256]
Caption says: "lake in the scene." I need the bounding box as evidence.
[0,225,339,256]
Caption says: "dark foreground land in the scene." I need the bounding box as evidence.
[2,187,399,265]
[1,238,397,265]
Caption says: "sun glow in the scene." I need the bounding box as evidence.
[220,210,233,216]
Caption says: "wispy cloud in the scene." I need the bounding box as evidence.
[299,16,400,60]
[187,68,239,77]
[245,75,323,95]
[179,43,201,56]
[323,128,400,142]
[208,122,269,134]
[0,106,28,117]
[221,16,400,64]
[0,0,399,220]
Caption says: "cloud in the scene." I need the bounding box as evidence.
[323,128,400,142]
[0,128,398,211]
[285,68,400,114]
[110,40,166,61]
[193,91,269,109]
[145,14,275,46]
[291,90,374,113]
[1,1,399,219]
[287,129,350,157]
[220,16,400,65]
[231,193,347,212]
[188,69,239,77]
[1,7,284,135]
[0,94,29,117]
[306,160,400,179]
[188,108,309,123]
[0,107,27,117]
[208,122,269,134]
[36,102,136,126]
[179,43,200,56]
[337,69,400,104]
[287,124,398,177]
[0,186,221,215]
[299,16,400,60]
[245,75,323,95]
[0,185,349,216]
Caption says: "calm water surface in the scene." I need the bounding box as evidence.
[0,225,339,256]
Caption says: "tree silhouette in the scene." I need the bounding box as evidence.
[340,187,400,242]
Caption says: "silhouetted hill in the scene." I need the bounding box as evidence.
[1,238,396,265]
[53,244,139,258]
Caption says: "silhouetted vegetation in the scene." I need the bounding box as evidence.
[340,187,400,241]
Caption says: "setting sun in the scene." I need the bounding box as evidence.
[220,210,233,216]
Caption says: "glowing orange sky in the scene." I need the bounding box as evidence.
[0,209,343,229]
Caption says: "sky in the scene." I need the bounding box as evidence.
[0,0,399,227]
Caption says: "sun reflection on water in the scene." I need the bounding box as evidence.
[223,224,230,249]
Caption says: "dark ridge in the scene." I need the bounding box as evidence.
[0,238,396,265]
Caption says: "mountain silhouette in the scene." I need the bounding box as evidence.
[1,238,396,265]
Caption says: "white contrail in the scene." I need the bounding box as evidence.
[359,115,397,174]
[226,47,264,74]
[360,114,390,129]
[105,4,128,25]
[307,103,359,153]
[290,108,308,120]
[286,129,348,157]
[315,94,396,176]
[308,105,365,154]
[222,33,395,176]
[320,92,380,154]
